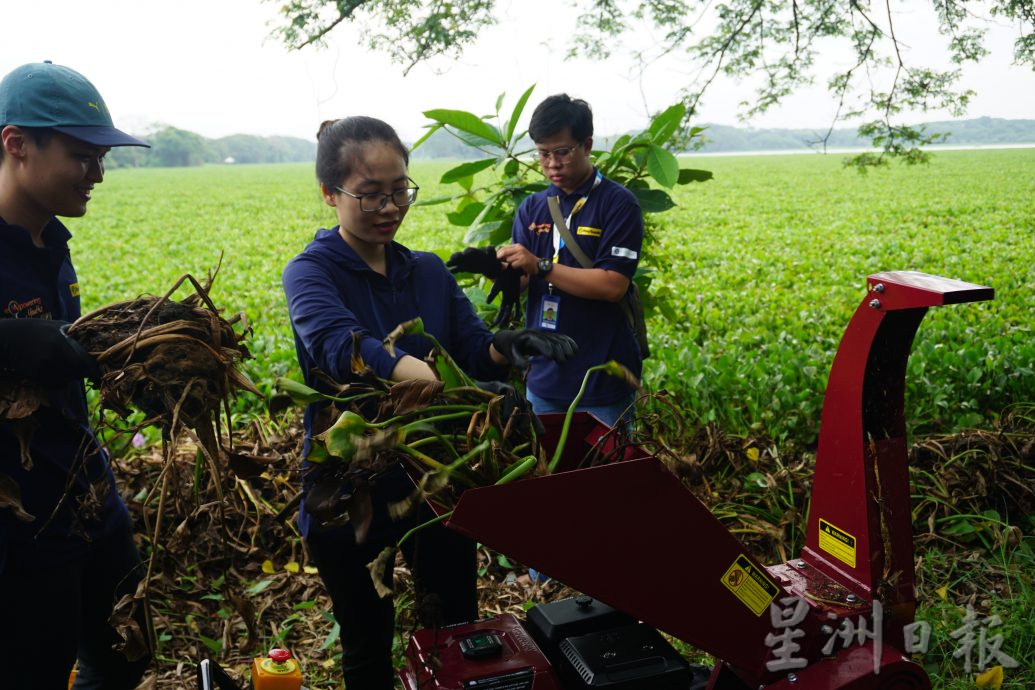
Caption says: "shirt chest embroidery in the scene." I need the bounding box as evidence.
[5,295,46,318]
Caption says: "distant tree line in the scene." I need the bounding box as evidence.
[410,117,1035,159]
[107,126,316,168]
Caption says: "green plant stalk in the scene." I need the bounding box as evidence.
[548,363,613,472]
[400,411,478,433]
[394,454,537,550]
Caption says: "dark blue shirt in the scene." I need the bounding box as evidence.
[0,218,128,569]
[512,170,644,405]
[283,228,504,536]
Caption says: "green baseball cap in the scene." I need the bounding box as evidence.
[0,61,148,147]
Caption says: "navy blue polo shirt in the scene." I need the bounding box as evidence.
[512,169,644,405]
[0,218,128,570]
[283,229,505,537]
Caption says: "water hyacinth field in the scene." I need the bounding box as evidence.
[64,148,1035,688]
[75,148,1035,445]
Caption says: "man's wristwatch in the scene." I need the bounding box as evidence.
[537,257,553,277]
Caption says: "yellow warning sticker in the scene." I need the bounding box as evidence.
[818,518,857,568]
[721,554,779,616]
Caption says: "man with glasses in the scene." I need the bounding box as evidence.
[450,94,644,428]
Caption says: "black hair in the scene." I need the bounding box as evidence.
[528,94,593,143]
[315,116,409,188]
[0,125,53,163]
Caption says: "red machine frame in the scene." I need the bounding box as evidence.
[442,271,993,690]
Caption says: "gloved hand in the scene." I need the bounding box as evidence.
[493,329,578,370]
[474,379,545,436]
[447,246,503,279]
[486,266,523,328]
[0,318,100,387]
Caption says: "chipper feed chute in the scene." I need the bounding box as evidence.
[444,271,993,690]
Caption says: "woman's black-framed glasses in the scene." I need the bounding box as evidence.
[335,178,420,212]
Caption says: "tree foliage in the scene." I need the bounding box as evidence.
[267,0,1034,167]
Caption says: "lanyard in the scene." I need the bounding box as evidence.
[552,171,603,261]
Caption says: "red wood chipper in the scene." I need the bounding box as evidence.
[398,270,994,690]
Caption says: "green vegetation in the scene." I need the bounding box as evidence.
[71,148,1033,687]
[76,148,1035,445]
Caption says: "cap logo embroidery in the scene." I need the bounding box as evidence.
[87,102,100,112]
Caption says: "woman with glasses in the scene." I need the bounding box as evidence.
[282,116,573,689]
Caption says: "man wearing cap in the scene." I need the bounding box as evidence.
[0,62,151,689]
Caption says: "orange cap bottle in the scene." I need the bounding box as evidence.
[251,648,303,690]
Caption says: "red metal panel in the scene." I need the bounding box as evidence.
[447,458,807,683]
[804,272,992,645]
[755,643,930,690]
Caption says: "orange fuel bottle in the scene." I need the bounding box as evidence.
[251,648,303,690]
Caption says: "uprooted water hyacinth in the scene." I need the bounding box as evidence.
[274,317,547,538]
[275,321,645,596]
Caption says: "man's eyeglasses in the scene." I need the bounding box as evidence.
[536,145,581,163]
[335,179,420,212]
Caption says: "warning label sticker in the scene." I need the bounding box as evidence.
[721,554,779,616]
[818,518,857,568]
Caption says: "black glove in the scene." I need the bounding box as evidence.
[0,318,100,387]
[493,329,578,370]
[474,380,544,436]
[447,246,503,279]
[486,266,523,329]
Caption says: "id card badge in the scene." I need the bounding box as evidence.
[539,294,560,330]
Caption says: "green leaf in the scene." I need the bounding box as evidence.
[423,109,501,146]
[463,220,505,245]
[632,188,677,213]
[447,202,486,226]
[410,123,442,153]
[441,158,496,184]
[320,620,341,651]
[275,377,326,404]
[246,578,275,596]
[646,145,680,188]
[677,168,714,184]
[648,103,686,144]
[496,554,514,569]
[199,635,222,653]
[506,84,536,142]
[412,193,461,207]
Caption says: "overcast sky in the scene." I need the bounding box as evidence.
[5,0,1033,143]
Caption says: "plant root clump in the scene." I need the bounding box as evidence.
[67,272,259,433]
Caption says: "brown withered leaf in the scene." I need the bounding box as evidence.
[0,473,34,522]
[367,546,397,598]
[388,469,449,521]
[348,483,374,544]
[5,417,38,470]
[351,330,367,374]
[227,590,259,653]
[227,451,280,480]
[383,379,444,417]
[352,428,404,466]
[0,381,46,420]
[109,579,150,662]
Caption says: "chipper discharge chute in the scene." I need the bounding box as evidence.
[398,271,993,690]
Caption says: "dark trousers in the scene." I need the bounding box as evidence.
[0,516,150,690]
[306,506,478,690]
